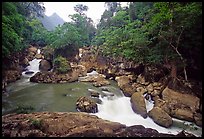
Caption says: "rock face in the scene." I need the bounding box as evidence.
[78,73,110,87]
[4,70,21,83]
[2,112,193,137]
[130,93,147,118]
[30,71,78,83]
[39,60,52,71]
[76,97,98,113]
[115,75,135,97]
[162,87,200,122]
[148,107,173,128]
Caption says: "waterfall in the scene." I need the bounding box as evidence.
[6,49,42,93]
[86,70,202,136]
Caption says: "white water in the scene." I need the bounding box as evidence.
[86,70,202,136]
[6,49,42,93]
[22,49,42,78]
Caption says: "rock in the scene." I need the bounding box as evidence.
[100,87,110,91]
[75,65,87,77]
[28,46,37,54]
[193,113,202,127]
[115,75,135,97]
[136,87,147,95]
[136,74,149,85]
[101,91,114,97]
[4,70,21,83]
[147,84,154,92]
[115,75,131,87]
[88,89,100,98]
[171,108,194,122]
[93,80,110,87]
[35,54,43,59]
[39,60,52,71]
[148,107,173,128]
[150,89,161,97]
[22,57,30,67]
[162,87,200,114]
[154,98,170,114]
[2,112,183,137]
[76,97,98,113]
[144,65,167,82]
[130,93,147,118]
[120,84,135,97]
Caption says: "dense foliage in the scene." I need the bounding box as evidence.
[2,2,45,58]
[53,56,71,74]
[2,2,202,80]
[92,2,202,80]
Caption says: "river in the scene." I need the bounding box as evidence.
[2,49,202,137]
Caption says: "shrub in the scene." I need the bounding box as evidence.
[54,56,71,74]
[29,118,43,129]
[15,104,35,114]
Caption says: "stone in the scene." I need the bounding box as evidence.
[193,113,202,127]
[2,112,185,137]
[130,93,147,118]
[76,97,98,113]
[35,54,43,59]
[136,87,147,95]
[28,46,37,54]
[93,80,110,87]
[171,108,194,122]
[136,74,146,85]
[148,107,173,128]
[162,87,200,113]
[115,75,131,88]
[147,84,154,92]
[120,84,135,97]
[39,60,52,71]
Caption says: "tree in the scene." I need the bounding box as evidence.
[74,4,88,16]
[148,2,202,81]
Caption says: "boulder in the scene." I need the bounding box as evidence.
[120,84,135,97]
[130,93,147,118]
[146,84,154,93]
[4,70,21,83]
[35,54,44,59]
[39,60,52,71]
[76,97,98,113]
[148,107,173,128]
[28,46,38,54]
[162,87,200,113]
[193,113,202,127]
[2,112,187,137]
[115,75,132,88]
[154,98,170,114]
[93,80,110,87]
[115,75,135,97]
[21,57,30,67]
[137,74,149,85]
[171,108,194,122]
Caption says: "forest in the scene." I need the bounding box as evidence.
[2,2,203,137]
[2,2,202,81]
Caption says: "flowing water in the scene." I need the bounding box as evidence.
[2,49,202,137]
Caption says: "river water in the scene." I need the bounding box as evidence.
[2,49,202,137]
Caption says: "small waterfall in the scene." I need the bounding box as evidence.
[6,49,42,93]
[88,74,202,136]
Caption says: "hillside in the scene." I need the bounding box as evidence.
[38,13,65,31]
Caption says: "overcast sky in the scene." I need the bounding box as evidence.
[43,2,128,25]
